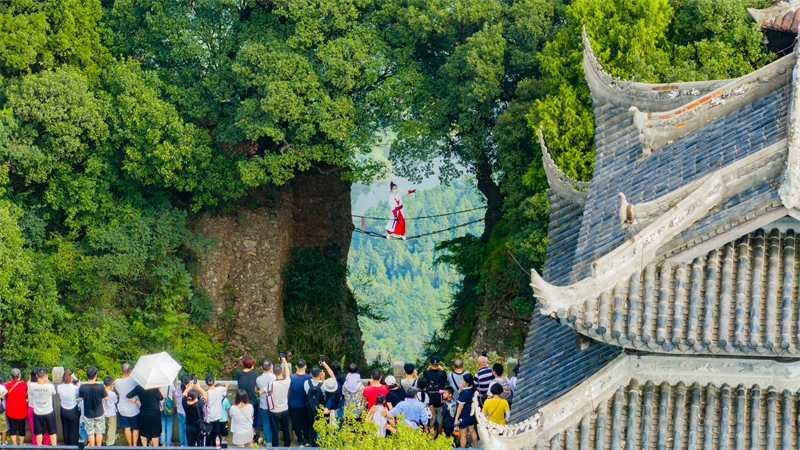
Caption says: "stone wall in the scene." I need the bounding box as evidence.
[194,188,294,373]
[194,169,359,374]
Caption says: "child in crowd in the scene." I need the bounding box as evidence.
[103,376,118,446]
[481,384,510,425]
[366,394,395,437]
[219,394,232,448]
[441,387,457,445]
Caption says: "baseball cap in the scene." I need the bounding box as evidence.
[430,355,441,365]
[385,375,397,386]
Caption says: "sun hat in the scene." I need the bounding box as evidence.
[323,377,339,393]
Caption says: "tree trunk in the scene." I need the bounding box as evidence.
[475,155,503,243]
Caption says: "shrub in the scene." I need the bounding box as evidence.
[314,407,454,450]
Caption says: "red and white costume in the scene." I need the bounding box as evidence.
[386,189,414,238]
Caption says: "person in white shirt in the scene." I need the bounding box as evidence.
[29,369,57,446]
[448,359,470,395]
[255,360,276,445]
[263,359,291,447]
[228,390,254,447]
[57,370,81,445]
[204,375,230,446]
[103,376,119,446]
[115,363,141,446]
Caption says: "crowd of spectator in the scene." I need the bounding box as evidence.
[0,354,518,448]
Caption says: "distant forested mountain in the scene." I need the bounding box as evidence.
[348,179,484,362]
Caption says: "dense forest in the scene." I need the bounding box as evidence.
[0,0,779,374]
[349,179,484,362]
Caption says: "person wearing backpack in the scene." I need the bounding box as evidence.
[159,381,176,446]
[440,387,458,446]
[204,375,230,446]
[304,367,324,447]
[400,364,417,395]
[487,363,513,406]
[422,355,448,438]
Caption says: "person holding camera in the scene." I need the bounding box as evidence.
[287,359,312,446]
[181,377,208,447]
[264,356,291,447]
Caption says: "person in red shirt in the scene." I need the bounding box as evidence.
[362,370,389,410]
[5,368,28,445]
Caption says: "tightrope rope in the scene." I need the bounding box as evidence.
[352,206,487,221]
[353,218,485,240]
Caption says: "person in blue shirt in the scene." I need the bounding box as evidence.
[287,359,312,446]
[386,387,429,430]
[219,395,231,447]
[322,378,343,424]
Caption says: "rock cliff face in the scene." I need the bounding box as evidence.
[195,170,357,374]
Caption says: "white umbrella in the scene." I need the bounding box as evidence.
[130,352,182,390]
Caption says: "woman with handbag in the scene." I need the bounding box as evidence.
[228,390,254,447]
[160,383,176,446]
[181,381,208,447]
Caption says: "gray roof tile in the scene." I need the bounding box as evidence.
[570,87,790,283]
[530,379,795,450]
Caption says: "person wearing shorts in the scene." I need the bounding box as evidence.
[454,373,479,449]
[79,366,109,446]
[5,369,28,445]
[116,363,141,446]
[29,368,57,446]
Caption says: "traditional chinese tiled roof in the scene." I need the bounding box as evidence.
[557,227,800,357]
[570,84,790,284]
[511,30,800,433]
[511,308,622,423]
[482,354,800,450]
[751,2,800,34]
[761,8,800,33]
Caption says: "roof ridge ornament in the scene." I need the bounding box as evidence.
[531,140,787,316]
[779,42,800,208]
[539,127,590,206]
[581,26,729,113]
